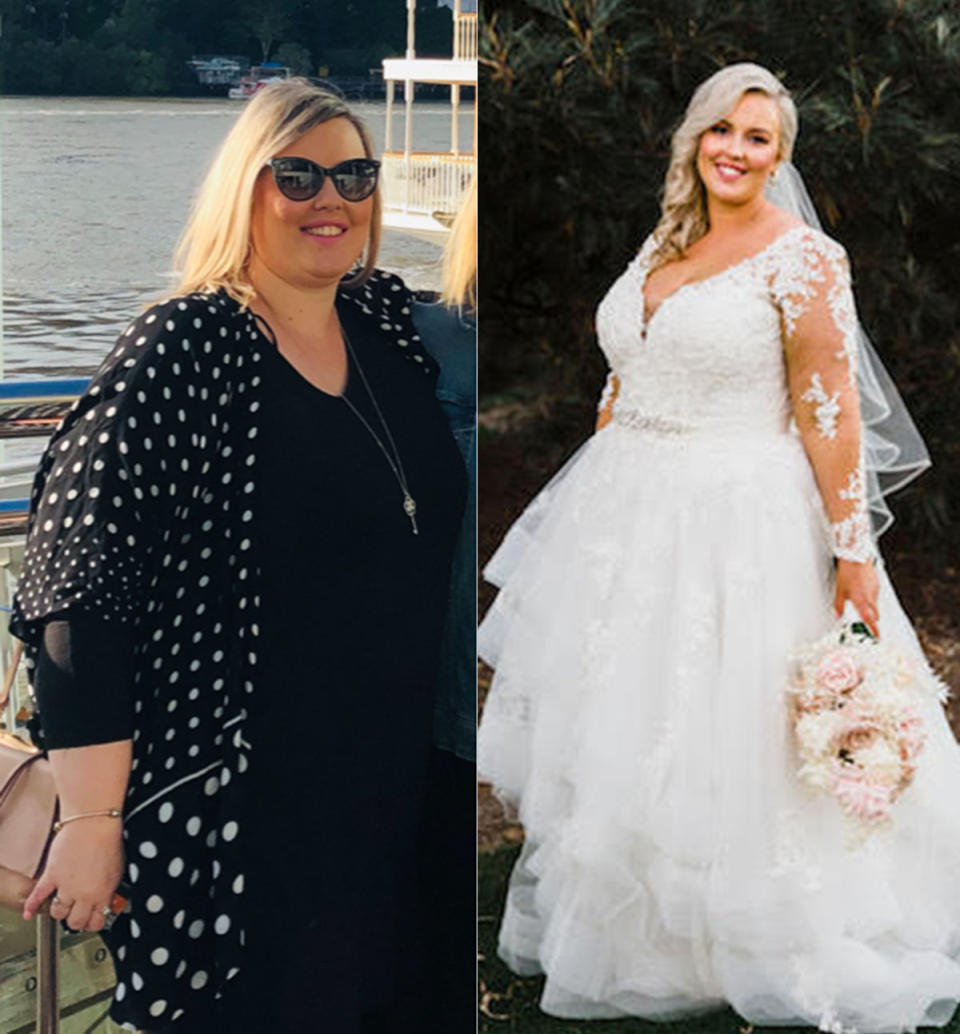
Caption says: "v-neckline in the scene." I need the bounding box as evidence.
[245,303,352,399]
[640,224,807,334]
[270,340,352,399]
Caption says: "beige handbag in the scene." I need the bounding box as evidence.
[0,640,59,913]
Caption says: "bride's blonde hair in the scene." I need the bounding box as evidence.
[650,63,798,268]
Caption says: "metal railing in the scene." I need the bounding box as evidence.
[0,379,88,532]
[381,151,476,218]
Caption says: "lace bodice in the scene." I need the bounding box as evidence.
[595,225,875,563]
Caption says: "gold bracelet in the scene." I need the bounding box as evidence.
[53,809,123,833]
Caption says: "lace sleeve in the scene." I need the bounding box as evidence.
[777,234,877,564]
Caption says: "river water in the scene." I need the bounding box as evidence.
[0,96,473,378]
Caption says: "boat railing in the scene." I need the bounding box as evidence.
[381,151,476,219]
[454,11,478,61]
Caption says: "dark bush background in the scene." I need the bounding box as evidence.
[479,0,960,552]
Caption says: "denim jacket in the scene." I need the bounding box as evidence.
[413,297,476,762]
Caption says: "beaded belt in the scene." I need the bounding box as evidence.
[612,408,692,435]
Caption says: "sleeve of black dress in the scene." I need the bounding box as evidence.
[34,612,136,749]
[9,294,225,750]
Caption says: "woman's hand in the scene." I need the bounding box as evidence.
[23,819,125,931]
[22,739,132,929]
[834,558,880,636]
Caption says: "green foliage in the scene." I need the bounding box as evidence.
[240,0,292,62]
[274,42,314,77]
[318,44,397,76]
[0,32,65,92]
[480,0,960,542]
[0,0,451,93]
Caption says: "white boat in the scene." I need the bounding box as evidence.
[227,62,293,100]
[186,55,247,88]
[381,0,477,243]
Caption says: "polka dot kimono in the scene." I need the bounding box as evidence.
[9,270,437,1030]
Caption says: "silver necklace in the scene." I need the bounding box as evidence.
[339,325,419,536]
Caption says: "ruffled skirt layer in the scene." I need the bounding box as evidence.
[478,425,960,1032]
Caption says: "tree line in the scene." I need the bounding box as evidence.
[0,0,456,95]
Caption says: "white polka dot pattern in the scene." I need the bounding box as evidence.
[8,271,434,1031]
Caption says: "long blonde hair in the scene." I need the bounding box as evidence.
[651,63,798,268]
[441,177,477,309]
[173,79,382,307]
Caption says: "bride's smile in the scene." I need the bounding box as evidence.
[697,92,781,208]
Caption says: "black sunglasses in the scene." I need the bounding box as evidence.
[265,156,381,203]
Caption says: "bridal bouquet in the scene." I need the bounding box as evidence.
[788,619,944,834]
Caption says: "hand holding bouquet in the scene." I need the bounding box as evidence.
[788,618,946,835]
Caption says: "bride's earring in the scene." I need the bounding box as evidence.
[769,166,779,184]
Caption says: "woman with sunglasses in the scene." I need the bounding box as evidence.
[12,79,466,1033]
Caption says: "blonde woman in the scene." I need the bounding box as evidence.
[12,79,466,1033]
[477,63,960,1029]
[411,178,476,1033]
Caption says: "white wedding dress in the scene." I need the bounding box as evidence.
[478,225,960,1033]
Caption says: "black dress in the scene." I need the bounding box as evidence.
[230,301,465,1032]
[33,297,465,1034]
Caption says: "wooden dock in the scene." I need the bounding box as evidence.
[0,912,132,1033]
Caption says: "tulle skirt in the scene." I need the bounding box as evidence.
[478,423,960,1033]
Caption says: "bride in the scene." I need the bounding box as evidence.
[478,63,960,1033]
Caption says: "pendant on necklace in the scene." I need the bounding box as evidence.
[404,493,419,536]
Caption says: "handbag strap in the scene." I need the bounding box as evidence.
[0,750,44,806]
[0,639,23,713]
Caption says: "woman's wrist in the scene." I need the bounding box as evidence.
[54,808,124,833]
[829,507,876,565]
[48,740,132,816]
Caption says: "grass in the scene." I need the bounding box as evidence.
[478,846,960,1034]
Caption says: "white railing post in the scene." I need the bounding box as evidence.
[452,84,460,156]
[403,0,416,214]
[454,12,477,61]
[381,153,476,219]
[452,0,462,152]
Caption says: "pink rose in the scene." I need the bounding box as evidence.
[833,772,892,822]
[837,699,878,728]
[815,651,862,696]
[897,708,926,762]
[794,688,833,714]
[836,725,880,756]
